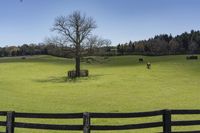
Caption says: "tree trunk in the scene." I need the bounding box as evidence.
[75,42,81,77]
[75,56,80,77]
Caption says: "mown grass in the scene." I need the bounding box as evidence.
[0,55,200,133]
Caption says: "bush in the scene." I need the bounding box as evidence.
[186,55,198,60]
[21,57,26,59]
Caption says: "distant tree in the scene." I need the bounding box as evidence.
[44,36,70,57]
[128,41,135,53]
[169,39,180,54]
[20,44,29,55]
[95,38,111,55]
[151,39,170,55]
[178,32,190,51]
[135,42,144,54]
[0,48,3,57]
[45,36,67,48]
[117,44,125,55]
[52,11,97,77]
[85,35,98,55]
[85,36,111,55]
[189,41,198,54]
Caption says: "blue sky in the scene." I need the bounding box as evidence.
[0,0,200,46]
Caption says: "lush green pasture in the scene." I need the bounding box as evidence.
[0,55,200,132]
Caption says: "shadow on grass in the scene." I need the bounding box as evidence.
[34,74,105,83]
[34,76,68,83]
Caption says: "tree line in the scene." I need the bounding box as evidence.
[0,39,111,58]
[117,30,200,56]
[1,30,200,58]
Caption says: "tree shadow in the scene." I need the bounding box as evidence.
[34,76,68,83]
[33,74,105,84]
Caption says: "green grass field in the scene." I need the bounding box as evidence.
[0,55,200,132]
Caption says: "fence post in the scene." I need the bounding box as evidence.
[163,110,171,133]
[83,112,90,133]
[6,111,15,133]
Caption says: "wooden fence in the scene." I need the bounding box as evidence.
[0,109,200,133]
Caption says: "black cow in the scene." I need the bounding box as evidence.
[139,58,144,62]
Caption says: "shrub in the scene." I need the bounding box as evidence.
[186,55,198,60]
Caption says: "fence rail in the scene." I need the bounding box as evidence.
[0,109,200,133]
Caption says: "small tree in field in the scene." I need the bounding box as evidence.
[52,11,97,77]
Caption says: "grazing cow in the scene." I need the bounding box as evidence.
[147,62,151,69]
[139,58,144,62]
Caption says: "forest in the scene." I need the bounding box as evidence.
[118,30,200,56]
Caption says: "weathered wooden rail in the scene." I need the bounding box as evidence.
[0,109,200,133]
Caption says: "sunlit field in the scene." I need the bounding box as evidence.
[0,55,200,133]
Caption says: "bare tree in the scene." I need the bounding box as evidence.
[85,36,111,55]
[45,36,67,48]
[52,11,97,77]
[85,35,98,55]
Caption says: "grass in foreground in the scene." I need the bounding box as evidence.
[0,55,200,132]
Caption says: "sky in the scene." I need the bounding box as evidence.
[0,0,200,46]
